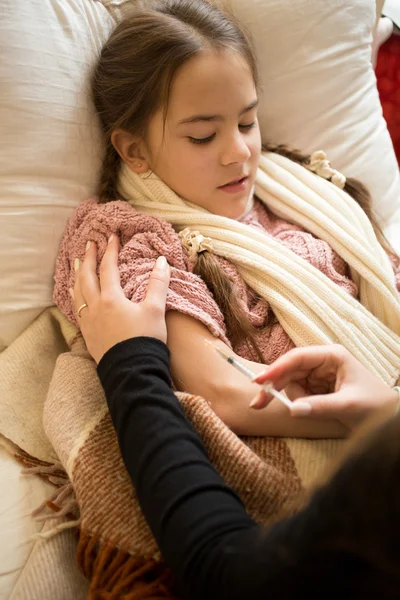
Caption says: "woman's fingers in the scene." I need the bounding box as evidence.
[249,389,272,410]
[253,345,342,390]
[250,345,396,430]
[77,241,101,306]
[250,381,310,411]
[290,391,348,421]
[144,256,171,313]
[73,257,87,315]
[251,386,349,420]
[98,235,124,298]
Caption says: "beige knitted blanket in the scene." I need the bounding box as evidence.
[0,305,349,599]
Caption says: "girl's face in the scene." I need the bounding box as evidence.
[118,49,262,220]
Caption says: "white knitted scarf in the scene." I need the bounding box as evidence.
[118,152,400,386]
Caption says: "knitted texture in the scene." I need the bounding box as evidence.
[0,307,309,599]
[115,152,400,385]
[0,306,387,598]
[53,198,230,345]
[54,152,400,384]
[54,195,362,366]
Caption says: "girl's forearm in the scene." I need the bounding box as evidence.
[217,376,347,438]
[191,355,346,438]
[166,312,347,439]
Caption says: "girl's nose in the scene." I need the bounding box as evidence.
[220,132,251,165]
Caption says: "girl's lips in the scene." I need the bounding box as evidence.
[218,176,249,193]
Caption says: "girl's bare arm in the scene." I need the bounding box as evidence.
[166,311,347,438]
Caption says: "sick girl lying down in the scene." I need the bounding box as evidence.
[54,0,400,440]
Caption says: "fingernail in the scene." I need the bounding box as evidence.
[85,240,91,252]
[74,258,80,272]
[108,234,114,244]
[69,287,75,300]
[156,256,168,270]
[251,373,270,384]
[290,402,312,417]
[249,391,262,409]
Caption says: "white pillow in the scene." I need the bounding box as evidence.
[0,0,399,351]
[226,0,400,236]
[0,0,114,351]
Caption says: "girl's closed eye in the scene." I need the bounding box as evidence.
[189,133,216,145]
[188,121,256,145]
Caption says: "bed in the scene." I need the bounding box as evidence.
[0,0,398,597]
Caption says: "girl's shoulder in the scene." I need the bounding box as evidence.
[71,196,182,244]
[58,196,190,275]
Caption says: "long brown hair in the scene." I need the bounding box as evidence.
[91,0,394,361]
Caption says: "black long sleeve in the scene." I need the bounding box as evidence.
[97,337,297,599]
[97,337,397,600]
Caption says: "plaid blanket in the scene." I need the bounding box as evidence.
[0,306,345,598]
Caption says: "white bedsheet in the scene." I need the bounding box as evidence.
[0,448,88,599]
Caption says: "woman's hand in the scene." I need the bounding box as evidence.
[252,345,399,431]
[71,235,170,364]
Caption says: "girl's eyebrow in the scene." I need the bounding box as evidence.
[177,99,259,125]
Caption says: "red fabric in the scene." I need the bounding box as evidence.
[376,34,400,164]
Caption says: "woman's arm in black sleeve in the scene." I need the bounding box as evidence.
[97,336,295,600]
[98,336,400,600]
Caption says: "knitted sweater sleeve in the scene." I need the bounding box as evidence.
[53,198,229,343]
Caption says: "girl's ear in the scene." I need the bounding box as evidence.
[111,129,150,174]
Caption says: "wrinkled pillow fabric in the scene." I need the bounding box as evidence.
[0,0,114,351]
[225,0,400,240]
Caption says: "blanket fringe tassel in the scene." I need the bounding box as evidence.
[77,530,180,600]
[18,456,180,597]
[22,460,81,540]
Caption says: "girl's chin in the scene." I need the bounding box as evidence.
[217,206,247,220]
[208,188,254,219]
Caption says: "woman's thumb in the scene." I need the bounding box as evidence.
[290,392,345,419]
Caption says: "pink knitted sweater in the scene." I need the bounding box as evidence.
[54,197,400,365]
